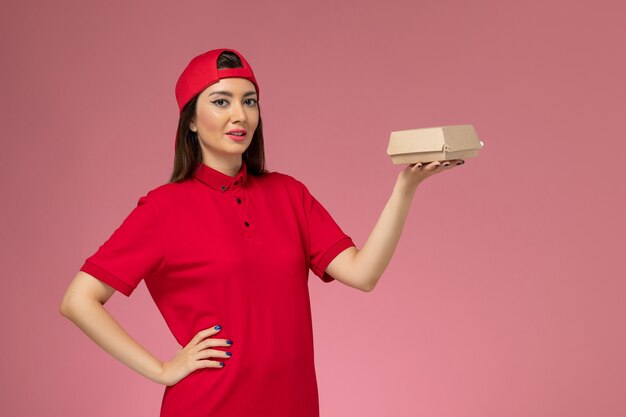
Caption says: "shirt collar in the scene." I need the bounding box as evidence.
[193,160,248,192]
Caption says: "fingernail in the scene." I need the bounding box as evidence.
[220,362,226,367]
[226,352,232,356]
[456,160,465,165]
[443,162,450,167]
[215,325,221,330]
[226,339,233,345]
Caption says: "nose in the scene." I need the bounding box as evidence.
[230,101,247,124]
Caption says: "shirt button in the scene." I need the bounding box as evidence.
[236,198,242,204]
[221,185,227,191]
[234,180,238,185]
[244,221,249,227]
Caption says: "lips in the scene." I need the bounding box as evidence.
[226,132,247,141]
[227,129,247,135]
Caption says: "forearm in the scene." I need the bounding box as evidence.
[354,181,417,291]
[62,299,165,384]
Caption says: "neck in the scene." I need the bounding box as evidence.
[202,155,242,177]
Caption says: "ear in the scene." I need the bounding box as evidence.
[189,120,197,132]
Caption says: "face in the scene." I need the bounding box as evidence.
[189,77,259,166]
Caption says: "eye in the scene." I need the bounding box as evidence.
[245,98,258,106]
[212,99,228,107]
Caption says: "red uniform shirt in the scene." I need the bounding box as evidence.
[79,160,356,417]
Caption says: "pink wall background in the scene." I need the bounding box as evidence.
[1,0,625,415]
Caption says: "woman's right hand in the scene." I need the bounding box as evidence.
[157,325,233,386]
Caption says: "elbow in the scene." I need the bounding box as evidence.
[59,303,71,318]
[361,280,376,293]
[361,274,380,292]
[59,296,74,318]
[59,290,81,319]
[59,293,90,319]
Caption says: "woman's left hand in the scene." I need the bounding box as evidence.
[396,159,465,195]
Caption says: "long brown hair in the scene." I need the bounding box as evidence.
[169,51,269,183]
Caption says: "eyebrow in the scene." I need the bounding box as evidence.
[208,91,258,97]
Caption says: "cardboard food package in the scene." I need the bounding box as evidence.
[387,124,484,164]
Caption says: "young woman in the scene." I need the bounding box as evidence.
[59,47,463,417]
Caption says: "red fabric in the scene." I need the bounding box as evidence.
[79,160,356,417]
[174,48,260,113]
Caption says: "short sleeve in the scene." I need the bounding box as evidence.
[300,181,356,283]
[79,193,164,297]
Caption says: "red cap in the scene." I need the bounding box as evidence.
[175,48,260,114]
